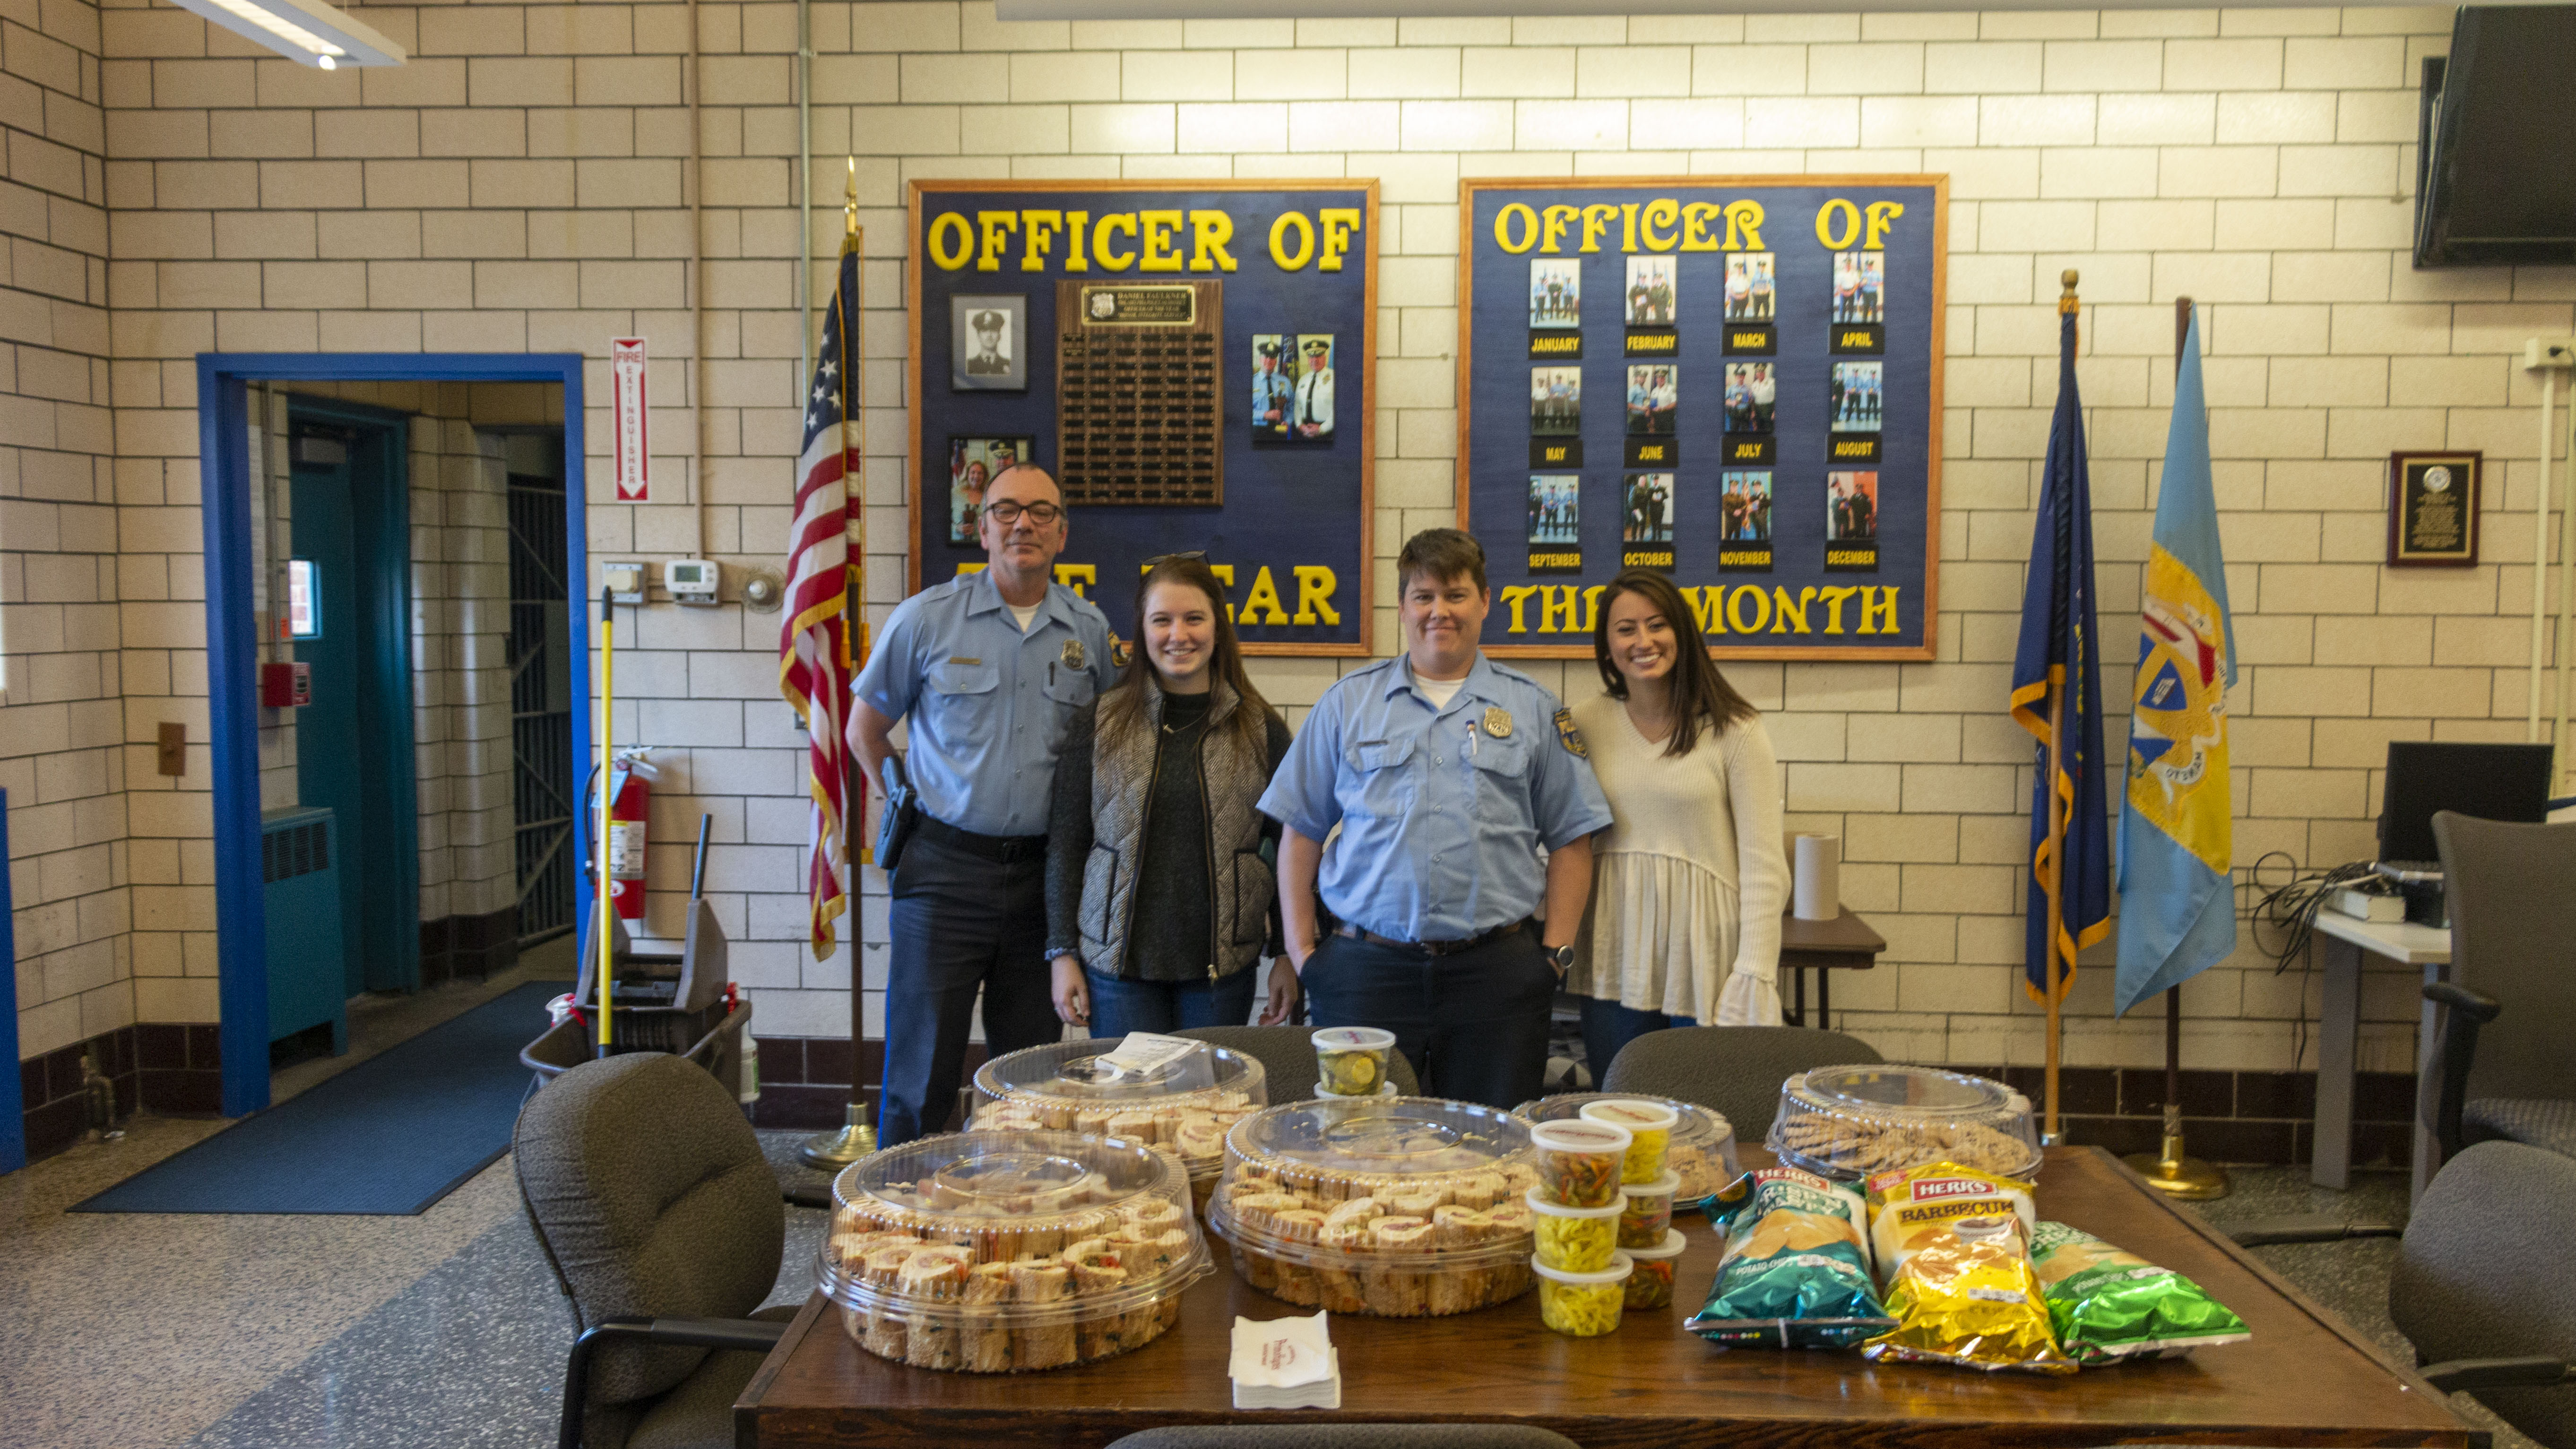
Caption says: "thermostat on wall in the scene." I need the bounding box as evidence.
[665,558,719,606]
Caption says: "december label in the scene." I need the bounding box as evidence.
[1824,545,1880,571]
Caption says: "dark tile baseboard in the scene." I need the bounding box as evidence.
[419,906,522,990]
[19,1022,229,1165]
[750,1036,989,1133]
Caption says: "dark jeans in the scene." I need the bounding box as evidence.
[1085,967,1260,1039]
[1300,926,1556,1110]
[1577,995,1686,1088]
[880,830,1060,1147]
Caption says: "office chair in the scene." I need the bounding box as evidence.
[1599,1025,1884,1145]
[514,1051,830,1449]
[1174,1025,1421,1102]
[2426,813,2576,1162]
[1108,1426,1581,1449]
[2232,1141,2576,1449]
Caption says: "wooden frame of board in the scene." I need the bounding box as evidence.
[1455,175,1947,662]
[906,178,1379,657]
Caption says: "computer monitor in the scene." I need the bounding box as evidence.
[2377,741,2555,862]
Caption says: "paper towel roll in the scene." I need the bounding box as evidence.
[1792,834,1841,921]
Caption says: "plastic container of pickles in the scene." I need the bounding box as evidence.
[1312,1026,1398,1096]
[1207,1095,1539,1317]
[1534,1250,1635,1336]
[815,1130,1212,1372]
[1527,1185,1626,1272]
[1766,1064,2042,1182]
[1580,1097,1678,1183]
[1528,1119,1631,1208]
[1622,1229,1687,1310]
[969,1038,1267,1213]
[1510,1093,1742,1202]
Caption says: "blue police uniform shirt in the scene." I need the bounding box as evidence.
[1258,654,1613,942]
[854,569,1117,839]
[1251,365,1292,431]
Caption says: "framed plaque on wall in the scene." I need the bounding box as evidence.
[2387,450,2481,567]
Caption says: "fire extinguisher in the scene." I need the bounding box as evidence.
[601,747,658,921]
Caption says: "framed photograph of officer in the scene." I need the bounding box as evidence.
[1530,366,1581,436]
[950,293,1027,391]
[1250,334,1294,442]
[1286,334,1337,441]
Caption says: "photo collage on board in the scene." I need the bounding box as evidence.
[1512,232,1896,582]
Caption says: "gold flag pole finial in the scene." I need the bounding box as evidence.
[2059,268,2080,313]
[844,156,857,238]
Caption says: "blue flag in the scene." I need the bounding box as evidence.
[2009,309,2113,1003]
[2114,313,2238,1016]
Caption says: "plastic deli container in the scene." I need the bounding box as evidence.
[1311,1026,1398,1096]
[1579,1098,1679,1184]
[1528,1119,1631,1208]
[1527,1186,1626,1272]
[1512,1093,1742,1202]
[1207,1095,1539,1317]
[1616,1172,1681,1249]
[970,1038,1266,1213]
[1314,1081,1398,1100]
[1622,1229,1687,1310]
[816,1130,1212,1372]
[1534,1251,1635,1337]
[1767,1064,2043,1182]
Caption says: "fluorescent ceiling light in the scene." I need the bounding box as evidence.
[163,0,404,67]
[1002,0,2553,14]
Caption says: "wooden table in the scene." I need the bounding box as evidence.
[737,1146,2472,1449]
[1779,906,1885,1029]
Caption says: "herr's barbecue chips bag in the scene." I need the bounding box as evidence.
[1859,1162,2074,1375]
[1684,1166,1895,1349]
[2029,1221,2251,1364]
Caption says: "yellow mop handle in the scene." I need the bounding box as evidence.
[598,585,615,1058]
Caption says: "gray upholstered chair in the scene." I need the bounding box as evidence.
[514,1051,817,1449]
[1174,1025,1421,1102]
[2231,1142,2576,1447]
[1599,1025,1884,1144]
[2427,812,2576,1162]
[1108,1426,1581,1449]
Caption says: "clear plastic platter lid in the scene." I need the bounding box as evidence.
[1511,1092,1742,1199]
[816,1130,1213,1372]
[1206,1097,1541,1318]
[1767,1064,2041,1181]
[971,1038,1266,1182]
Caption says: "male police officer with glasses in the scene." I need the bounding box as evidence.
[1260,529,1611,1108]
[849,464,1115,1145]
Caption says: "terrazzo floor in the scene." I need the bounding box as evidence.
[0,983,2546,1447]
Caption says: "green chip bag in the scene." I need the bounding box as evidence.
[2029,1221,2251,1365]
[1685,1166,1895,1350]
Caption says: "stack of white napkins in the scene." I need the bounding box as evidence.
[1229,1311,1341,1410]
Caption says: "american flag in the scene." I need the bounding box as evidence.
[779,234,865,960]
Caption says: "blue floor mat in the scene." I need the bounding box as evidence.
[72,982,570,1216]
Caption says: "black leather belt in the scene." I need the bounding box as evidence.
[915,815,1047,863]
[1332,919,1530,957]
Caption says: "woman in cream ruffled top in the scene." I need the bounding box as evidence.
[1565,569,1788,1080]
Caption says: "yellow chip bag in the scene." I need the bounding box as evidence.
[1859,1162,2073,1376]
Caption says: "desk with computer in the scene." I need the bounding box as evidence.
[2308,741,2555,1201]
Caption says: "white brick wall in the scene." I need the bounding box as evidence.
[6,0,2568,1087]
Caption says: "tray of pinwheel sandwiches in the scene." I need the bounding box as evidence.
[815,1130,1213,1372]
[968,1037,1268,1216]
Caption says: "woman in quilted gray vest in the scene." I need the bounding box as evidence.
[1044,555,1298,1037]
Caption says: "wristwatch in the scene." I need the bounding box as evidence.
[1547,942,1575,977]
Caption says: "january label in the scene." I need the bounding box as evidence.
[1529,332,1582,361]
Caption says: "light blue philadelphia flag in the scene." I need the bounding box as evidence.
[2114,311,2238,1017]
[2009,308,2113,1004]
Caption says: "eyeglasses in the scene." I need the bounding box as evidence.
[1143,550,1208,566]
[983,500,1063,525]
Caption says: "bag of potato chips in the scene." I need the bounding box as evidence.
[1859,1162,2073,1375]
[2029,1221,2250,1364]
[1685,1166,1895,1349]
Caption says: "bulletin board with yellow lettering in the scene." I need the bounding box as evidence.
[1458,176,1945,660]
[909,180,1377,656]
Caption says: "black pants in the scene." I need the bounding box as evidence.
[1301,926,1556,1110]
[879,830,1059,1146]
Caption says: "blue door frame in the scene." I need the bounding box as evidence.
[1,788,24,1173]
[199,354,590,1117]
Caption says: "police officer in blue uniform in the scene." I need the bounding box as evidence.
[1260,529,1613,1108]
[849,463,1117,1145]
[1251,339,1293,441]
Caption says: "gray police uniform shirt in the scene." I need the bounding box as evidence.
[1258,654,1613,943]
[854,569,1117,839]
